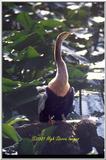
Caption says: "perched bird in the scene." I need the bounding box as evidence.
[39,32,74,122]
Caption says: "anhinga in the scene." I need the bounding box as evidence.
[39,32,74,122]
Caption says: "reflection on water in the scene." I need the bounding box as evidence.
[91,16,105,23]
[74,90,104,138]
[87,72,104,80]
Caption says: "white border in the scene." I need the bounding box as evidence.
[104,2,106,160]
[1,0,106,2]
[0,1,2,160]
[1,1,106,160]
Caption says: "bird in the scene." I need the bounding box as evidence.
[39,32,74,123]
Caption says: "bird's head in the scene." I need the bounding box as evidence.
[56,32,71,41]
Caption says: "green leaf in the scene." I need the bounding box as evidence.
[11,32,27,46]
[68,65,86,80]
[41,126,57,137]
[33,24,45,40]
[34,126,57,154]
[6,32,27,42]
[18,138,34,155]
[3,2,16,9]
[71,69,85,78]
[3,78,19,87]
[78,7,88,19]
[29,79,41,86]
[2,123,22,143]
[39,19,64,29]
[6,116,29,126]
[17,12,33,31]
[6,67,15,74]
[2,85,14,93]
[26,46,39,58]
[2,77,23,93]
[15,46,39,61]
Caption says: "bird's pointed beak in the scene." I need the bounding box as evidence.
[56,32,72,41]
[66,32,72,37]
[64,32,71,39]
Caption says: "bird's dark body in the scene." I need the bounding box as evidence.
[39,87,74,122]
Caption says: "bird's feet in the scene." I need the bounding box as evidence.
[48,115,56,125]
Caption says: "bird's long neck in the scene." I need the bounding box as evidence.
[54,35,69,84]
[48,32,70,96]
[54,37,63,64]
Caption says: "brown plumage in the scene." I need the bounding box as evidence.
[48,32,71,97]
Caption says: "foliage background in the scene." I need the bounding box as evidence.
[2,1,105,156]
[2,2,104,124]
